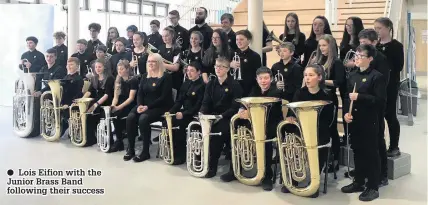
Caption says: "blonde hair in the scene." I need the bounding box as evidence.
[310,34,338,78]
[147,53,166,78]
[114,59,133,97]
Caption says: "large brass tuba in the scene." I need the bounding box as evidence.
[186,113,222,177]
[68,98,93,147]
[40,80,63,141]
[158,112,180,164]
[97,106,116,152]
[276,100,331,197]
[230,97,281,186]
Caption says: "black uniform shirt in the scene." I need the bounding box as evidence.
[132,50,149,76]
[71,50,96,77]
[118,77,139,106]
[189,23,214,50]
[227,29,238,51]
[20,49,46,73]
[183,48,204,65]
[87,39,105,55]
[137,73,173,110]
[106,41,118,55]
[170,77,205,117]
[35,64,67,92]
[271,59,304,101]
[109,51,132,77]
[247,84,283,125]
[376,39,404,83]
[148,32,164,49]
[89,75,115,106]
[279,32,306,59]
[234,47,262,97]
[61,72,84,105]
[169,24,190,52]
[53,44,68,68]
[158,45,182,90]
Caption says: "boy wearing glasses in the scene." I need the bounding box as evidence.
[341,44,386,202]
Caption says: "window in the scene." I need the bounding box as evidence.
[109,0,122,12]
[155,5,166,17]
[126,2,139,14]
[17,0,35,3]
[40,0,61,4]
[90,0,105,11]
[142,3,153,16]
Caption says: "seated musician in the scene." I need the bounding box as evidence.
[109,60,138,152]
[82,59,115,146]
[221,67,282,191]
[32,48,67,98]
[109,37,132,77]
[88,45,112,78]
[271,42,304,101]
[124,53,173,162]
[60,57,84,136]
[281,64,334,197]
[199,56,243,178]
[165,61,205,165]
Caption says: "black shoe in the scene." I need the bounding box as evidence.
[110,141,124,152]
[133,153,150,162]
[152,136,159,142]
[379,177,389,187]
[328,163,339,173]
[309,190,320,198]
[172,156,186,165]
[205,170,217,178]
[387,147,401,158]
[344,170,355,178]
[123,149,135,161]
[281,185,290,193]
[262,178,273,191]
[341,182,365,193]
[359,188,379,201]
[220,171,237,182]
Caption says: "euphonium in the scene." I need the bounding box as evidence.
[40,80,63,141]
[97,106,116,152]
[230,97,281,186]
[159,112,180,164]
[230,52,242,80]
[276,100,331,197]
[69,98,93,147]
[186,113,222,177]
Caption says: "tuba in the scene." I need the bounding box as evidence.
[230,52,242,80]
[40,80,63,141]
[186,113,222,177]
[276,100,331,197]
[68,98,93,147]
[230,97,281,186]
[97,106,116,152]
[158,112,180,164]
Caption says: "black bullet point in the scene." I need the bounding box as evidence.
[7,169,13,176]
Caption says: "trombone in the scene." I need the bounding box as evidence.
[274,70,285,91]
[230,52,242,80]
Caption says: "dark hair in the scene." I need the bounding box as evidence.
[126,25,138,32]
[67,57,80,66]
[188,61,202,71]
[356,44,377,58]
[341,17,364,48]
[88,23,101,32]
[358,29,378,42]
[115,37,128,46]
[106,27,119,43]
[91,59,111,89]
[305,64,327,91]
[96,45,107,53]
[199,7,208,16]
[308,16,332,41]
[46,48,57,56]
[26,36,38,44]
[133,32,148,46]
[235,29,253,41]
[256,66,272,77]
[150,20,160,27]
[374,17,394,37]
[220,13,234,24]
[284,12,302,45]
[212,28,230,55]
[77,39,88,45]
[53,31,66,39]
[168,10,180,18]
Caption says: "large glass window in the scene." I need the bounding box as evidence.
[79,10,108,43]
[90,0,105,11]
[126,2,139,14]
[142,3,153,16]
[156,5,167,17]
[109,13,140,38]
[17,0,35,3]
[109,0,122,12]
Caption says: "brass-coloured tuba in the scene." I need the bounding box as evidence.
[276,100,331,197]
[69,98,93,147]
[40,80,63,141]
[97,106,116,152]
[230,97,281,186]
[186,113,222,177]
[158,112,180,164]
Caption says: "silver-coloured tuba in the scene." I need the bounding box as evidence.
[97,106,116,152]
[186,113,222,177]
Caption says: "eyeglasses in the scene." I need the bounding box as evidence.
[214,64,228,69]
[354,53,369,59]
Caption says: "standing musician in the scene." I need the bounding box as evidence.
[32,48,67,98]
[124,53,173,162]
[106,27,120,55]
[165,61,205,165]
[271,42,304,101]
[277,12,306,61]
[189,7,213,50]
[109,60,139,152]
[302,16,332,67]
[281,64,335,197]
[158,27,182,93]
[199,56,243,178]
[340,17,364,69]
[109,37,132,77]
[52,31,68,68]
[168,10,190,52]
[148,20,164,49]
[309,34,345,172]
[342,44,386,202]
[221,67,281,191]
[183,31,204,66]
[71,39,96,78]
[88,45,112,78]
[374,17,404,158]
[19,36,46,73]
[87,23,105,56]
[130,32,149,76]
[126,25,138,51]
[202,29,232,83]
[220,13,238,51]
[230,29,262,97]
[82,59,115,147]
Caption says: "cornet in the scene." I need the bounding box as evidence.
[132,52,140,75]
[275,70,285,92]
[230,52,242,80]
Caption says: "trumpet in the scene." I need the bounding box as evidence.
[275,70,285,91]
[230,52,242,80]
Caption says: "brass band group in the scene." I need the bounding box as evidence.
[13,7,405,202]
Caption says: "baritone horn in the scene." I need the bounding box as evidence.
[186,113,222,177]
[69,98,93,147]
[158,112,180,164]
[230,97,281,186]
[40,80,64,142]
[97,106,116,152]
[230,52,242,80]
[276,100,331,197]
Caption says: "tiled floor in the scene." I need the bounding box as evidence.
[0,97,426,205]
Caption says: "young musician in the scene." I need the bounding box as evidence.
[148,20,164,49]
[159,27,182,92]
[106,27,120,55]
[124,53,173,162]
[166,61,205,165]
[281,64,335,198]
[199,56,243,178]
[189,7,214,50]
[374,17,404,157]
[33,48,67,98]
[341,44,386,201]
[220,13,238,51]
[130,32,149,76]
[230,29,262,97]
[126,25,138,51]
[168,10,190,52]
[52,31,68,68]
[109,37,132,77]
[340,17,364,69]
[83,59,115,147]
[221,67,281,191]
[71,39,96,78]
[183,31,204,66]
[302,16,332,67]
[88,45,112,78]
[277,12,306,60]
[271,42,304,101]
[202,29,232,83]
[109,60,139,152]
[87,23,105,55]
[19,36,46,73]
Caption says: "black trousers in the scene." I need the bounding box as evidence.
[385,82,400,149]
[125,106,165,154]
[378,105,388,179]
[209,118,231,171]
[161,116,193,160]
[84,105,103,147]
[112,105,133,144]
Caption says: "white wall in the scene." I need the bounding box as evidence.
[408,0,427,20]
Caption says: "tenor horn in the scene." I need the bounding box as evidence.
[69,98,93,147]
[97,106,116,152]
[186,113,222,177]
[158,112,180,164]
[40,80,64,142]
[230,97,281,186]
[276,100,331,197]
